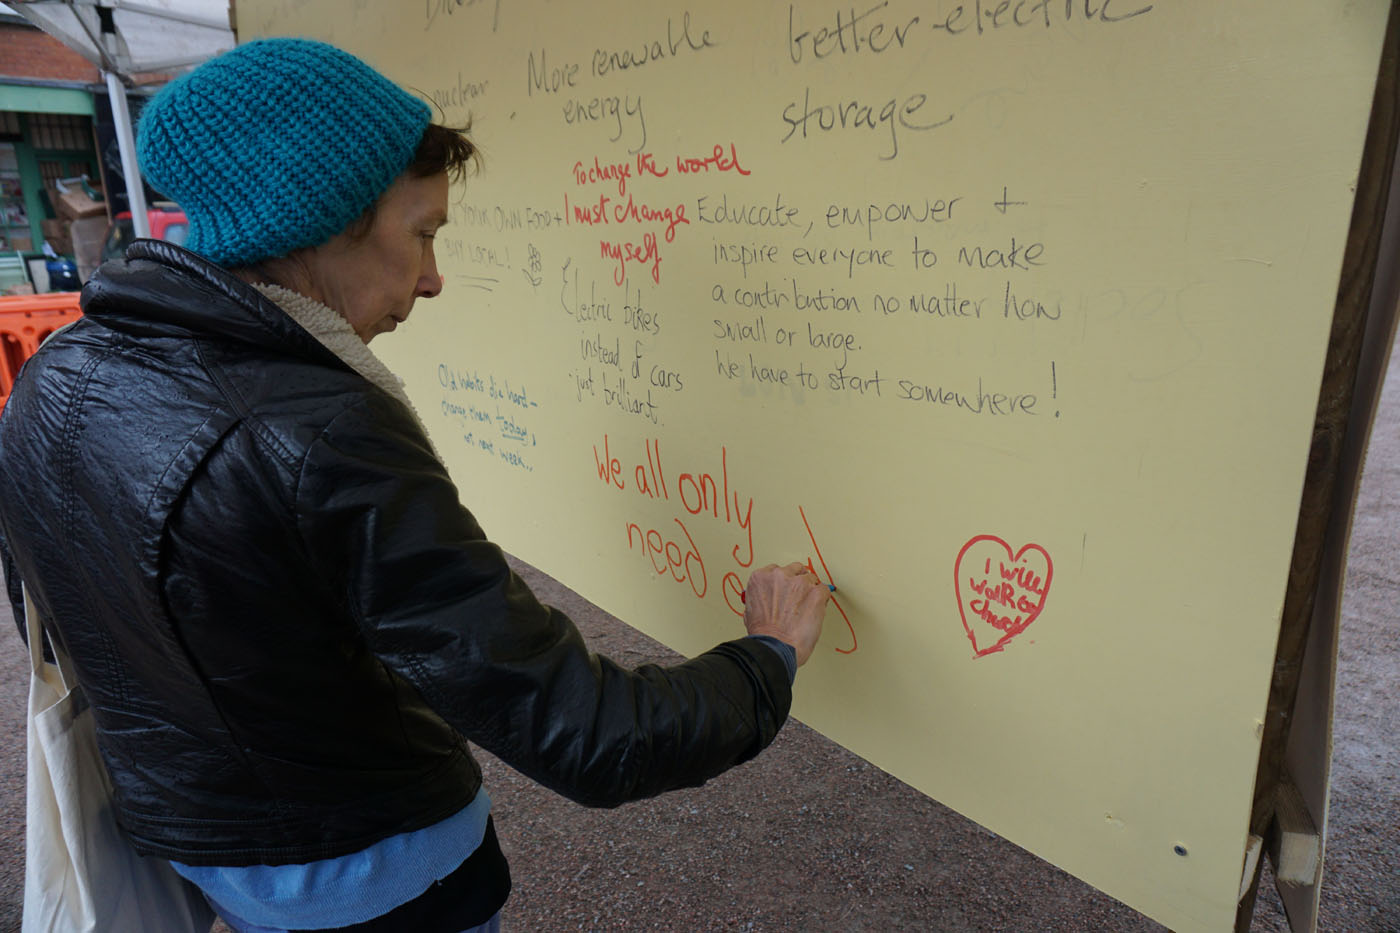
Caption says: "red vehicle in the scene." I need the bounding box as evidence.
[101,202,189,262]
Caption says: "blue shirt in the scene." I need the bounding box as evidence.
[172,789,492,930]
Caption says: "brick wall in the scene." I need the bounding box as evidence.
[0,23,100,84]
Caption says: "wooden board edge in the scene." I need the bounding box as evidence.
[1235,4,1400,930]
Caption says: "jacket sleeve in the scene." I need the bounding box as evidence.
[295,394,793,808]
[1,532,26,646]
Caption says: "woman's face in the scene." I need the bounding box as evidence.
[303,171,450,342]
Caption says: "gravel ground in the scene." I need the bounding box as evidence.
[0,343,1396,931]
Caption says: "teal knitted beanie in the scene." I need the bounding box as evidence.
[137,38,431,267]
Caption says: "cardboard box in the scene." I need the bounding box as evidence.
[69,215,107,282]
[48,182,105,221]
[40,218,71,256]
[58,185,105,219]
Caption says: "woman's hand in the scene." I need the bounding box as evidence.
[742,562,831,666]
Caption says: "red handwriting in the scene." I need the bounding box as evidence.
[799,506,855,654]
[564,192,689,242]
[954,535,1053,658]
[627,517,706,598]
[615,195,688,242]
[676,446,753,567]
[567,192,610,227]
[564,144,749,287]
[633,437,667,499]
[570,146,747,188]
[572,155,632,196]
[593,433,624,490]
[636,151,668,179]
[675,142,752,176]
[600,232,661,285]
[593,438,752,560]
[719,507,855,656]
[722,571,746,616]
[594,439,854,656]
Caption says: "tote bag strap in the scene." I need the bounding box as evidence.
[23,583,79,693]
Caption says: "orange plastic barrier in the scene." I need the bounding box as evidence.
[0,292,83,412]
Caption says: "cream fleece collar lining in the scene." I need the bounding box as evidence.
[252,283,439,459]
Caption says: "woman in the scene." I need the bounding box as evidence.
[0,39,830,932]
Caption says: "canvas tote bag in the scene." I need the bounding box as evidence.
[22,585,216,933]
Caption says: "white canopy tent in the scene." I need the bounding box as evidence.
[6,0,234,236]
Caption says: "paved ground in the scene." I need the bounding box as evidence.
[0,337,1396,931]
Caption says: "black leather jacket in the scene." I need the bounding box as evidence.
[0,241,792,866]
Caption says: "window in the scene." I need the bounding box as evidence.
[26,113,92,152]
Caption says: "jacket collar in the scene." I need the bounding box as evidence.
[80,239,341,370]
[82,239,441,459]
[253,283,440,460]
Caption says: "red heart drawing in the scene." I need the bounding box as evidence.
[955,535,1053,658]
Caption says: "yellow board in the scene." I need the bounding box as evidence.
[238,3,1388,929]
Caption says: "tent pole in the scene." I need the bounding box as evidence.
[104,71,151,239]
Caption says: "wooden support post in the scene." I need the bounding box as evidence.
[1267,774,1321,888]
[1240,835,1264,904]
